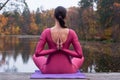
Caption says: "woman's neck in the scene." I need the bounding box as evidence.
[54,20,62,29]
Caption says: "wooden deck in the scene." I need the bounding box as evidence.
[0,72,120,80]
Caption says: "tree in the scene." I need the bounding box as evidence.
[35,8,41,25]
[78,0,98,40]
[0,0,10,11]
[78,0,93,9]
[29,13,39,34]
[78,0,94,40]
[21,7,31,34]
[78,0,98,9]
[97,0,120,41]
[112,2,120,41]
[0,0,28,13]
[97,0,114,29]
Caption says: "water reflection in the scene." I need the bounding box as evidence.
[0,35,39,72]
[0,35,120,72]
[82,41,120,72]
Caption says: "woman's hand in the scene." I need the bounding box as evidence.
[57,38,63,50]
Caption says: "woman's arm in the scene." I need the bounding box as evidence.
[62,30,83,58]
[34,29,57,57]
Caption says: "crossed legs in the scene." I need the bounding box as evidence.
[33,54,84,73]
[32,54,47,71]
[72,57,84,70]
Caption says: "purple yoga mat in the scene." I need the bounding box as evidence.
[30,70,86,79]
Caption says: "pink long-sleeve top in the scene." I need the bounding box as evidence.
[34,28,84,73]
[35,28,83,58]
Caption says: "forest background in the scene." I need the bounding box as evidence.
[0,0,120,41]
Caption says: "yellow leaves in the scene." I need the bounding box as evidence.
[104,27,112,39]
[15,26,21,34]
[29,22,38,34]
[7,26,21,35]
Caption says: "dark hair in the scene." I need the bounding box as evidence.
[54,6,67,28]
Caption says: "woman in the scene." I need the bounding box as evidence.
[33,6,84,74]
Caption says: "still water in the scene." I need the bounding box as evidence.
[0,35,120,72]
[0,35,39,72]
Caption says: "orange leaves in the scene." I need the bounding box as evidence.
[29,22,38,34]
[0,15,8,34]
[0,15,8,26]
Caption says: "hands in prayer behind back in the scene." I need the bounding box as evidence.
[57,38,63,50]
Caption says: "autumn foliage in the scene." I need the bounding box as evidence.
[0,0,120,42]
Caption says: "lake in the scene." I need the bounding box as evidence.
[0,35,39,72]
[0,35,120,72]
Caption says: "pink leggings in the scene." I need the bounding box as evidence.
[33,54,84,74]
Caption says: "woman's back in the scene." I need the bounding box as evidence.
[46,28,74,73]
[50,27,69,44]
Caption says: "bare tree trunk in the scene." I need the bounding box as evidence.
[0,0,10,11]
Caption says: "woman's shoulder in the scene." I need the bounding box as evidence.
[69,28,76,34]
[42,28,50,33]
[43,28,50,31]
